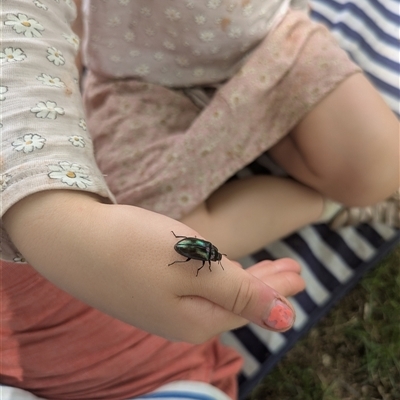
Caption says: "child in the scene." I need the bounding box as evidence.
[1,0,398,399]
[81,0,398,256]
[1,2,304,399]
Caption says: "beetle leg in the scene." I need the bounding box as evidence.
[218,261,224,271]
[168,257,191,266]
[196,261,206,277]
[171,231,188,239]
[208,260,212,272]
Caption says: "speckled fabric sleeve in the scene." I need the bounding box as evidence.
[0,0,115,262]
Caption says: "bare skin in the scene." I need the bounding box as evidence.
[3,190,305,344]
[181,73,400,259]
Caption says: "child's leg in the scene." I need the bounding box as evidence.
[181,175,324,260]
[182,73,399,259]
[269,73,400,207]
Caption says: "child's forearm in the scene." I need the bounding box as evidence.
[3,190,299,343]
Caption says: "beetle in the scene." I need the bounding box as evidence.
[168,231,226,276]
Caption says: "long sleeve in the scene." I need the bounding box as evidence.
[0,0,115,262]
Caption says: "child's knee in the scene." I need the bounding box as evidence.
[324,162,398,207]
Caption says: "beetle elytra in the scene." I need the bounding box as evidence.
[168,231,226,276]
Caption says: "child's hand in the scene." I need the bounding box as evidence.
[3,191,304,344]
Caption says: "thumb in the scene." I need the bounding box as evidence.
[188,259,296,332]
[222,265,296,331]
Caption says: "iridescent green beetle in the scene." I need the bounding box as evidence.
[168,231,226,276]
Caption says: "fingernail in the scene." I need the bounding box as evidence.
[263,299,295,330]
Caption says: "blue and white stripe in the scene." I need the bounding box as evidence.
[132,382,232,400]
[310,0,400,116]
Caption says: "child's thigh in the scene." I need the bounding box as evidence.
[270,73,399,206]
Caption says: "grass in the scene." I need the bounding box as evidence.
[248,245,400,400]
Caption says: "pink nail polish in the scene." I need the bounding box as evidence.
[264,299,295,330]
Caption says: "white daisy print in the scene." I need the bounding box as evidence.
[207,0,222,9]
[175,56,189,67]
[228,27,242,38]
[5,14,44,38]
[63,33,80,50]
[110,55,121,63]
[79,118,87,131]
[211,109,224,121]
[33,1,48,10]
[48,162,92,189]
[195,15,206,25]
[166,28,178,38]
[179,193,192,205]
[36,73,65,88]
[165,8,181,21]
[46,47,65,66]
[140,7,152,17]
[229,90,245,108]
[68,135,85,147]
[154,52,164,61]
[124,31,135,42]
[243,4,254,16]
[199,31,215,42]
[210,46,220,54]
[145,27,155,37]
[0,86,8,101]
[107,16,121,27]
[135,64,150,76]
[12,133,46,153]
[192,49,201,57]
[193,68,205,77]
[160,78,173,87]
[163,40,176,51]
[0,47,27,63]
[0,174,11,191]
[31,101,65,119]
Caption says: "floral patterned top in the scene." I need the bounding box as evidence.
[83,0,291,86]
[1,0,293,262]
[1,0,115,262]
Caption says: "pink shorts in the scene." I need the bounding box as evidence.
[1,261,242,399]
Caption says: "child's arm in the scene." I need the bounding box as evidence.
[1,1,302,343]
[3,190,302,343]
